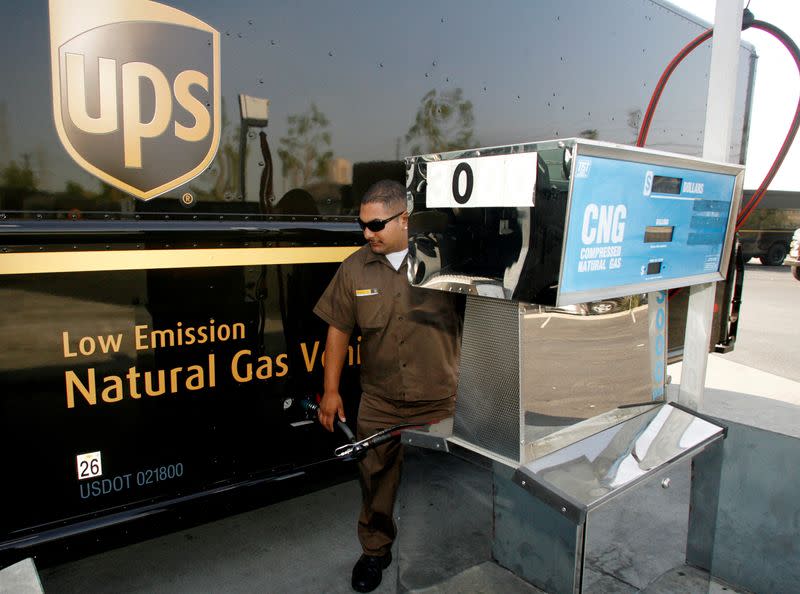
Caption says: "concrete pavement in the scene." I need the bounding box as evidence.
[669,353,800,408]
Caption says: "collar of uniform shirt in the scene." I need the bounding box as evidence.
[384,248,408,271]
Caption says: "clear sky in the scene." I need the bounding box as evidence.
[669,0,800,190]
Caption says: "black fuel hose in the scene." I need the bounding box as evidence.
[299,398,432,461]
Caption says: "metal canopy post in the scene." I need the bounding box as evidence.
[678,0,745,410]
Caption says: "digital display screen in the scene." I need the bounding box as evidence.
[646,261,662,275]
[652,175,682,195]
[644,226,675,243]
[560,154,738,304]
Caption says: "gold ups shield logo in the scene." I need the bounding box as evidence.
[49,0,221,200]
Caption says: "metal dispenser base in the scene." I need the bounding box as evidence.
[400,295,726,593]
[402,404,724,593]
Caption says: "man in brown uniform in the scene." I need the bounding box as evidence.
[314,179,461,592]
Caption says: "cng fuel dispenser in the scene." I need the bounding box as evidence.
[397,138,744,593]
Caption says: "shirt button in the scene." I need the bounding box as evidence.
[395,292,401,298]
[398,315,404,321]
[401,362,407,368]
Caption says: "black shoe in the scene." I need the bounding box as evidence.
[351,551,392,593]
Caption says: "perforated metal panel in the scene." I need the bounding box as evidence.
[453,296,521,461]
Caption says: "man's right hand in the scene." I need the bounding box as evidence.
[318,391,346,432]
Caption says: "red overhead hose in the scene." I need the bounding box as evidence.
[734,21,800,229]
[636,14,800,299]
[635,29,713,149]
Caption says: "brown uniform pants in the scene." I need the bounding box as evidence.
[356,392,456,556]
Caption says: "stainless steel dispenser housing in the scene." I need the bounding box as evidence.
[405,138,742,466]
[406,138,744,307]
[402,139,743,593]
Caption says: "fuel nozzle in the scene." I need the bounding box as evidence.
[301,399,429,462]
[300,398,320,417]
[301,397,356,443]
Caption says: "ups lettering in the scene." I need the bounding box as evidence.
[64,53,210,168]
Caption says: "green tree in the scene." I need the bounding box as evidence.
[65,180,87,197]
[277,103,333,187]
[1,155,36,190]
[406,88,475,154]
[627,108,642,143]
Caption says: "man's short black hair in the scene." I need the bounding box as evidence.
[361,179,406,210]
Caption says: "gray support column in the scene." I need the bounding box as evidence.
[678,282,717,409]
[686,439,724,570]
[678,0,744,410]
[492,463,583,594]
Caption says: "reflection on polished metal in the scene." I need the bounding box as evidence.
[0,245,359,274]
[6,1,757,215]
[444,294,665,466]
[407,139,745,306]
[403,401,727,594]
[513,403,725,523]
[239,94,269,128]
[407,142,566,305]
[522,298,658,446]
[525,402,659,462]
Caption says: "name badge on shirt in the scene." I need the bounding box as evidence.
[355,288,379,297]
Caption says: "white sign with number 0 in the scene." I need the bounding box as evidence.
[425,152,538,208]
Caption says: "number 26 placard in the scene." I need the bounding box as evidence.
[76,451,103,480]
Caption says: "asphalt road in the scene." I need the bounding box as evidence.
[721,261,800,382]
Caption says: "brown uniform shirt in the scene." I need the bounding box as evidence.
[314,244,461,402]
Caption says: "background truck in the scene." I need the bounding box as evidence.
[785,228,800,280]
[0,0,757,566]
[737,189,800,265]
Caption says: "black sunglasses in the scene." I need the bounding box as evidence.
[358,210,406,232]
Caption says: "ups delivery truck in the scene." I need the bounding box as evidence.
[0,0,756,565]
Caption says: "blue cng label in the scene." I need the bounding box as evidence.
[559,155,736,301]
